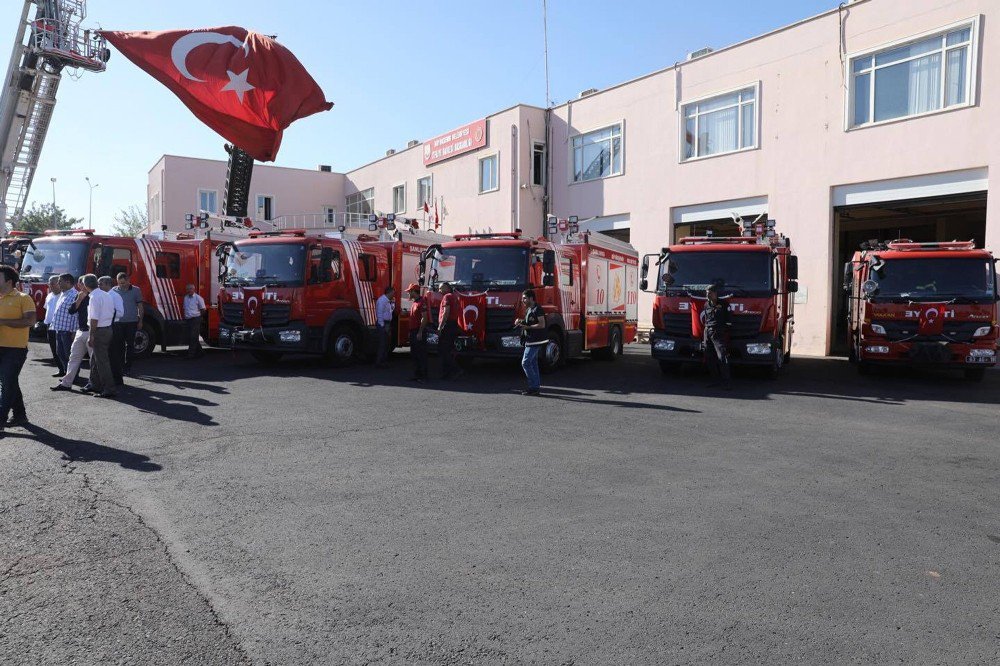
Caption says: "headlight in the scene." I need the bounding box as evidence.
[871,324,886,335]
[973,326,992,337]
[865,345,889,354]
[653,339,675,351]
[968,349,995,358]
[278,330,301,343]
[501,335,523,348]
[426,332,440,345]
[219,328,230,339]
[746,343,772,355]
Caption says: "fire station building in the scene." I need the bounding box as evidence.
[148,0,1000,357]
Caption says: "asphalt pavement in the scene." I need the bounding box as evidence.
[1,342,999,665]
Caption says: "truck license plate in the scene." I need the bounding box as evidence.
[966,356,992,364]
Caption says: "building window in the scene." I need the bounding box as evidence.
[392,184,406,214]
[682,86,757,160]
[346,188,374,223]
[532,142,546,186]
[417,176,433,209]
[849,21,977,128]
[198,189,218,214]
[324,206,336,225]
[479,154,499,193]
[256,195,274,221]
[572,123,622,182]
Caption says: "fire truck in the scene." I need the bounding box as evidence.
[418,218,639,371]
[215,216,452,364]
[1,230,38,269]
[18,228,223,356]
[843,239,998,381]
[641,218,798,378]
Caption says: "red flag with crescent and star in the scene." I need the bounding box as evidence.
[456,292,487,348]
[690,298,705,339]
[917,302,948,336]
[101,27,333,161]
[243,287,264,329]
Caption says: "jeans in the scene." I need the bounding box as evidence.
[90,326,115,395]
[186,317,202,355]
[705,328,731,384]
[375,324,390,365]
[55,330,75,373]
[47,329,64,373]
[112,321,138,382]
[438,322,459,377]
[409,330,427,378]
[522,344,541,390]
[0,346,28,421]
[59,329,90,388]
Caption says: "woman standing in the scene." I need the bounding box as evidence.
[515,289,546,396]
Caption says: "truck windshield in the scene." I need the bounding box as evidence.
[224,243,306,287]
[435,247,529,290]
[659,251,771,294]
[872,258,996,301]
[19,241,88,282]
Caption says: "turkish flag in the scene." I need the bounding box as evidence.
[102,27,333,161]
[243,287,264,329]
[456,292,487,348]
[917,303,948,336]
[690,298,704,339]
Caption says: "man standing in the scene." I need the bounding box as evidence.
[0,264,37,429]
[51,273,78,377]
[112,272,143,377]
[86,274,117,399]
[182,284,206,358]
[52,281,90,392]
[43,275,62,375]
[99,277,125,386]
[703,284,732,390]
[436,282,461,379]
[374,286,395,368]
[405,283,428,382]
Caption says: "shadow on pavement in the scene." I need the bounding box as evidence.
[123,385,220,427]
[11,423,162,472]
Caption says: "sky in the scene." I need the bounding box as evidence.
[3,0,838,234]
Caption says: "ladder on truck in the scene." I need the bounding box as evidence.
[0,0,107,230]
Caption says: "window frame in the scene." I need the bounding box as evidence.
[255,194,275,222]
[416,175,433,209]
[532,142,546,187]
[323,206,336,225]
[392,182,407,214]
[844,16,980,131]
[345,188,375,219]
[197,188,219,215]
[569,121,625,184]
[678,82,760,163]
[478,153,499,194]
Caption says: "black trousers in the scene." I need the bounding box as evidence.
[112,321,138,382]
[47,328,64,373]
[409,330,428,378]
[0,346,28,421]
[438,322,459,377]
[186,317,202,355]
[705,328,731,383]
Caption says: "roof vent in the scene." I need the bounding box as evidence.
[406,139,419,148]
[385,148,396,156]
[318,165,332,172]
[578,88,599,98]
[686,47,714,61]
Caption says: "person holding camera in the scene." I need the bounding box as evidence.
[515,289,546,396]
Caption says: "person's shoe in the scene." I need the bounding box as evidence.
[7,415,28,426]
[95,392,117,399]
[521,388,541,396]
[79,385,94,394]
[52,371,64,378]
[50,384,71,392]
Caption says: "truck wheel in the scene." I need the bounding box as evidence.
[133,324,158,359]
[326,325,359,367]
[539,331,563,374]
[964,367,986,382]
[592,326,623,361]
[250,350,284,364]
[767,338,784,379]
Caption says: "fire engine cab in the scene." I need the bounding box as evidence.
[418,218,639,371]
[641,217,798,378]
[843,239,998,380]
[215,217,451,364]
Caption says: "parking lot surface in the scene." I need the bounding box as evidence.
[2,343,998,665]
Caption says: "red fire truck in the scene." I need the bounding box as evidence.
[418,222,639,371]
[641,218,798,378]
[215,218,451,364]
[17,228,222,356]
[843,239,998,380]
[1,230,39,270]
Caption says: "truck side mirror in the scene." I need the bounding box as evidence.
[542,250,556,276]
[842,262,852,292]
[216,242,233,283]
[788,280,799,294]
[91,243,105,274]
[787,255,798,281]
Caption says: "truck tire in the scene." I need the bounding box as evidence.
[133,323,158,359]
[250,350,284,364]
[326,324,359,367]
[767,338,784,379]
[592,326,623,361]
[539,330,564,374]
[964,367,986,382]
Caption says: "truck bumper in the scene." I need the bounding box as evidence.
[650,331,782,366]
[426,329,526,359]
[218,321,321,354]
[858,340,997,368]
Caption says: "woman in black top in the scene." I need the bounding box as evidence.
[514,289,546,396]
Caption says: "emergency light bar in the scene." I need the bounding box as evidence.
[885,240,977,251]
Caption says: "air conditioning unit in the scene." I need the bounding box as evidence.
[686,47,714,61]
[578,88,599,98]
[385,148,396,156]
[406,139,420,148]
[318,165,332,172]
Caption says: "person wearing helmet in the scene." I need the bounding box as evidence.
[704,283,731,389]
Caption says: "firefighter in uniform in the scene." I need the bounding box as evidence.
[703,283,732,389]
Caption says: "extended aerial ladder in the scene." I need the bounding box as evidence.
[0,1,108,231]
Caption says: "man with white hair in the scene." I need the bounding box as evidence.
[86,275,118,398]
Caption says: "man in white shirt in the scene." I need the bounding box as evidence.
[374,286,395,367]
[85,274,117,398]
[43,276,63,375]
[183,283,206,358]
